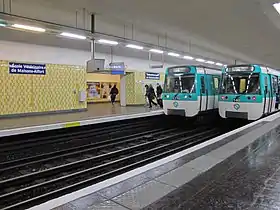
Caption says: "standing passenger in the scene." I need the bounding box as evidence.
[276,92,279,109]
[156,83,163,108]
[110,85,119,105]
[144,84,149,106]
[147,84,157,108]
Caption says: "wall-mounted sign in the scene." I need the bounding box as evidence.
[9,62,46,75]
[109,62,125,75]
[149,64,164,69]
[145,72,160,80]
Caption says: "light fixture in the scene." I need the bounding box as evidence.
[206,61,215,64]
[98,39,118,45]
[215,63,223,66]
[183,56,194,60]
[168,52,180,57]
[149,49,164,54]
[0,23,6,27]
[273,3,280,15]
[126,44,143,50]
[12,24,46,32]
[60,32,86,40]
[196,58,205,63]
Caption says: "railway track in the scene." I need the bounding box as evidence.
[0,116,167,159]
[0,116,243,209]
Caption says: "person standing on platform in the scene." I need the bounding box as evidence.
[144,84,149,107]
[147,84,157,108]
[156,83,163,108]
[110,85,119,105]
[276,92,279,109]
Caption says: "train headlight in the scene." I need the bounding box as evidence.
[166,95,170,98]
[252,96,256,100]
[184,95,188,98]
[221,96,225,100]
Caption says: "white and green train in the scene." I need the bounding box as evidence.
[162,65,221,117]
[219,64,280,120]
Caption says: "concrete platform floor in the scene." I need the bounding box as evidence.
[0,103,160,130]
[145,125,280,209]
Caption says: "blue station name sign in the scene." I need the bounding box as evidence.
[145,72,160,80]
[9,62,46,75]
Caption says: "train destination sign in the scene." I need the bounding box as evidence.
[168,66,191,74]
[227,66,254,72]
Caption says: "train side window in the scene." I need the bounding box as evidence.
[201,76,205,94]
[272,76,278,94]
[264,77,268,94]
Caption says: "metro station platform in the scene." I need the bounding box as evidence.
[30,112,280,210]
[0,103,162,133]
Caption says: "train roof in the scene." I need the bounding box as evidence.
[167,65,221,71]
[226,64,280,71]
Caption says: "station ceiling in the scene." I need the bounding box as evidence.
[11,0,280,67]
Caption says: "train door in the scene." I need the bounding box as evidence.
[262,75,272,114]
[271,75,278,112]
[212,76,220,109]
[199,75,208,111]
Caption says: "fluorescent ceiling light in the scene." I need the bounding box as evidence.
[149,49,164,54]
[60,32,86,40]
[126,44,143,50]
[273,3,280,14]
[196,58,205,63]
[168,52,180,57]
[206,61,215,64]
[215,63,223,66]
[98,39,118,45]
[183,56,194,60]
[12,24,46,32]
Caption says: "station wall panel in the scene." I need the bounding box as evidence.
[125,72,136,105]
[0,60,87,116]
[125,71,165,105]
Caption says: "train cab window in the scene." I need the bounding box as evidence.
[221,73,260,94]
[164,74,195,93]
[164,76,180,93]
[181,75,196,93]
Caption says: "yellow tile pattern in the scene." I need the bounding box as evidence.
[125,72,135,105]
[0,60,86,116]
[135,72,146,105]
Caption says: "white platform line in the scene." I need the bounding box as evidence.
[0,110,164,138]
[28,111,280,210]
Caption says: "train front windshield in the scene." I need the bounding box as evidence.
[164,74,196,93]
[221,72,260,94]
